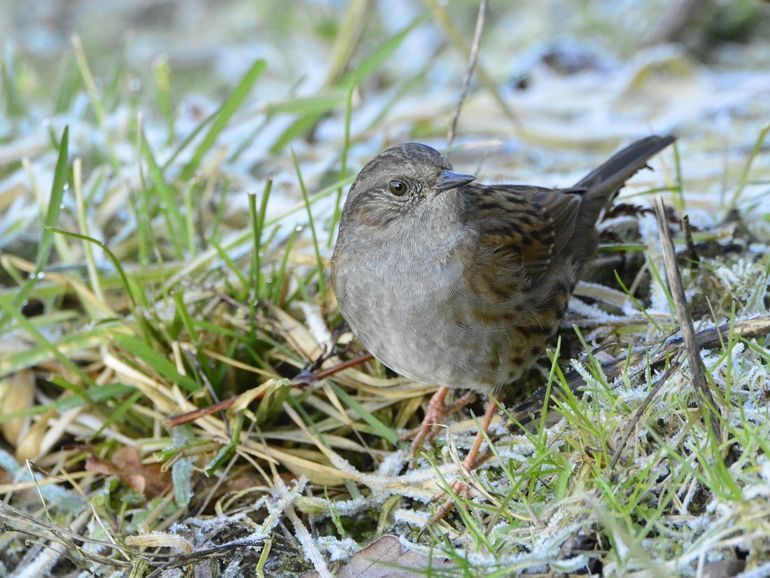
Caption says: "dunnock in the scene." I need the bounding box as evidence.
[331,136,674,473]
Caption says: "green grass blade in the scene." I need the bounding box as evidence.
[342,16,425,87]
[292,149,326,298]
[54,58,82,114]
[112,333,199,393]
[265,92,345,116]
[330,383,399,445]
[672,140,684,212]
[6,126,70,323]
[270,114,323,155]
[328,81,355,247]
[89,390,144,441]
[270,18,421,154]
[179,59,266,180]
[49,228,142,308]
[250,179,274,302]
[2,49,27,119]
[0,383,136,425]
[204,412,243,475]
[164,172,355,287]
[141,133,187,259]
[153,57,176,144]
[0,295,95,391]
[731,122,770,208]
[71,36,119,170]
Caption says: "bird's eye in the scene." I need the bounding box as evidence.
[388,179,407,196]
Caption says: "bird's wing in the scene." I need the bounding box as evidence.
[522,186,584,256]
[462,184,582,283]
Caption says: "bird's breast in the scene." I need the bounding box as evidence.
[334,226,527,390]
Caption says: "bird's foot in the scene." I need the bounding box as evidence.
[426,399,499,524]
[403,388,477,458]
[429,480,471,525]
[407,386,449,457]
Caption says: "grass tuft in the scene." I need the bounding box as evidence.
[0,7,769,577]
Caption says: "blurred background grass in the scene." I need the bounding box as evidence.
[1,0,770,576]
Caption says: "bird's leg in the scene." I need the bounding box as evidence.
[402,390,476,444]
[445,391,477,415]
[429,397,498,524]
[408,386,450,457]
[459,397,498,473]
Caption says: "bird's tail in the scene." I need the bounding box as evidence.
[575,135,675,229]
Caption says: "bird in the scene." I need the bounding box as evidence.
[331,136,675,481]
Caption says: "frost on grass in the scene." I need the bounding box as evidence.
[1,2,770,575]
[315,535,359,562]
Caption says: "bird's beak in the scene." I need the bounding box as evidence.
[435,169,475,193]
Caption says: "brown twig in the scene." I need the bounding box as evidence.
[682,214,701,268]
[653,197,721,437]
[290,353,373,385]
[447,0,488,147]
[165,353,374,427]
[424,0,518,127]
[166,398,236,427]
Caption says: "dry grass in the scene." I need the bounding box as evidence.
[1,2,770,576]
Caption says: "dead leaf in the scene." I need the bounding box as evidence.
[303,535,454,578]
[702,560,746,578]
[86,446,170,498]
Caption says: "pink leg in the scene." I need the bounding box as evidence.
[409,386,450,457]
[460,398,498,472]
[430,398,498,524]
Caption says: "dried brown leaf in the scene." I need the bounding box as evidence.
[322,535,453,578]
[86,446,170,498]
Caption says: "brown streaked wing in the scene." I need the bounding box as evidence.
[518,186,583,256]
[461,183,560,282]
